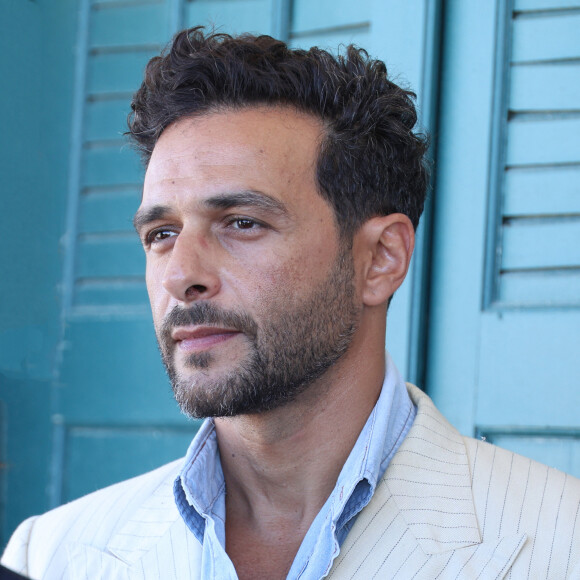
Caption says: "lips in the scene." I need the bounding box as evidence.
[171,326,241,353]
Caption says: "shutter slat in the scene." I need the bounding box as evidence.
[510,63,580,112]
[501,217,580,270]
[504,166,580,216]
[77,235,145,278]
[499,269,580,305]
[79,190,141,234]
[512,12,580,63]
[88,51,157,95]
[185,0,273,36]
[90,3,168,48]
[292,0,370,34]
[506,116,580,166]
[82,146,144,188]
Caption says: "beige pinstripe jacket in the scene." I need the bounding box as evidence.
[3,384,580,579]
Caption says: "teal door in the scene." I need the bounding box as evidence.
[427,0,580,476]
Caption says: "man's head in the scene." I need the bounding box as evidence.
[134,107,364,417]
[130,29,428,419]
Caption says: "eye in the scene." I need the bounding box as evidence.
[145,228,177,246]
[224,216,267,232]
[232,218,258,230]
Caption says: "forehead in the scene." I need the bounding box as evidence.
[142,106,326,208]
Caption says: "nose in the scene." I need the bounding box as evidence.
[161,231,221,303]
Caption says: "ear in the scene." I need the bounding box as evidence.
[354,213,415,307]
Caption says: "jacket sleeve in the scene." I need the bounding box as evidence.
[1,516,38,578]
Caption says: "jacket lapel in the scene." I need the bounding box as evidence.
[68,467,202,580]
[328,384,526,579]
[105,471,181,565]
[385,383,481,553]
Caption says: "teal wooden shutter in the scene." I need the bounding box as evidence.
[485,0,580,308]
[428,0,580,476]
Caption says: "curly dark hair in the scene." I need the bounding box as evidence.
[128,27,429,236]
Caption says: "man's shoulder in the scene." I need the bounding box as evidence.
[462,428,580,489]
[461,431,580,527]
[1,458,184,578]
[405,383,580,575]
[39,456,182,525]
[406,382,580,505]
[407,383,580,483]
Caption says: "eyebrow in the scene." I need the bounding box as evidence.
[202,191,288,214]
[133,190,288,233]
[133,204,171,233]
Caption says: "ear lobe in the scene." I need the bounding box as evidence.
[358,214,415,307]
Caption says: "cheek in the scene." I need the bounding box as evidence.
[242,256,320,309]
[145,261,167,319]
[220,258,294,311]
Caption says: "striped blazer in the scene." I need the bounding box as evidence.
[3,384,580,579]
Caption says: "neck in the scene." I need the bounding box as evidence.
[215,322,387,529]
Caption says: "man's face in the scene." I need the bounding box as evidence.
[136,107,361,417]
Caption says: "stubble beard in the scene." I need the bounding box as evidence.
[157,247,359,418]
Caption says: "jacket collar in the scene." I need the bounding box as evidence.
[328,384,526,579]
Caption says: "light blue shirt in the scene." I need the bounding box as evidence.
[174,353,416,579]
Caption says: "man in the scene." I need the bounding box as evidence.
[3,27,580,579]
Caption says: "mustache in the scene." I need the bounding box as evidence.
[160,302,258,344]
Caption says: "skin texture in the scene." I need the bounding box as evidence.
[136,106,415,579]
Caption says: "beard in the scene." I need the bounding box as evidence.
[157,247,360,418]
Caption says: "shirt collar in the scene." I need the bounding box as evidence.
[174,417,222,542]
[311,351,416,546]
